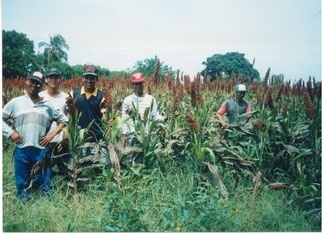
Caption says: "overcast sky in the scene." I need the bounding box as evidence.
[2,0,321,82]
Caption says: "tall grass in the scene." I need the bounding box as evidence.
[3,147,320,231]
[2,73,321,231]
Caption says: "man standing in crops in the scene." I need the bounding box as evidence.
[216,84,252,128]
[2,71,68,201]
[69,64,110,166]
[39,68,70,174]
[121,72,164,147]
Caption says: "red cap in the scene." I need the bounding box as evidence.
[131,73,145,83]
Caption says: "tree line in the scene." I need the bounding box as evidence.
[3,29,264,82]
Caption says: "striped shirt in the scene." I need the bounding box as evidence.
[39,90,69,143]
[121,93,164,134]
[2,91,68,149]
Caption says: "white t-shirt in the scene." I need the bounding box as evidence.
[121,93,164,134]
[39,90,69,143]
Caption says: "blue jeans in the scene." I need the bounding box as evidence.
[14,147,52,201]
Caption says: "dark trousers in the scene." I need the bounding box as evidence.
[47,142,71,174]
[14,146,52,201]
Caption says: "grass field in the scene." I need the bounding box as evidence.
[2,141,320,232]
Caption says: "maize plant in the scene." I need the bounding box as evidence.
[64,97,107,197]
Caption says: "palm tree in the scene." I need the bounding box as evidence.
[38,34,69,66]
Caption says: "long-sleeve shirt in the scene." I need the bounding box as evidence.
[2,92,68,149]
[216,99,251,125]
[121,93,164,134]
[39,90,69,143]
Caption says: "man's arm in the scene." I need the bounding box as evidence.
[39,122,66,147]
[39,103,69,146]
[246,103,252,112]
[216,102,229,128]
[245,103,252,120]
[2,101,15,138]
[2,102,24,143]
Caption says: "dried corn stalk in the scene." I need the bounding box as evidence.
[108,143,120,171]
[202,162,228,199]
[268,183,297,190]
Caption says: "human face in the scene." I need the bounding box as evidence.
[132,81,144,97]
[27,79,43,95]
[82,75,97,92]
[236,91,246,102]
[45,75,61,89]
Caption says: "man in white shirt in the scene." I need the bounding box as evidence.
[40,68,70,174]
[121,72,164,147]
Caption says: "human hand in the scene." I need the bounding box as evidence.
[57,142,64,152]
[222,122,229,129]
[39,134,54,147]
[57,139,68,152]
[10,131,24,144]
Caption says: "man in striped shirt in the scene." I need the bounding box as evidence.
[121,73,164,146]
[2,71,68,201]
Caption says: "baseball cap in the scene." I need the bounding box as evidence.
[45,68,61,77]
[131,73,145,83]
[28,71,44,84]
[82,65,98,76]
[235,84,247,92]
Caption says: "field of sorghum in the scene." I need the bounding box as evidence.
[2,69,321,231]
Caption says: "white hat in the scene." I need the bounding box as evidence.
[235,84,247,92]
[28,71,44,84]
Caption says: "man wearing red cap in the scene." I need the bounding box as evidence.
[121,72,164,147]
